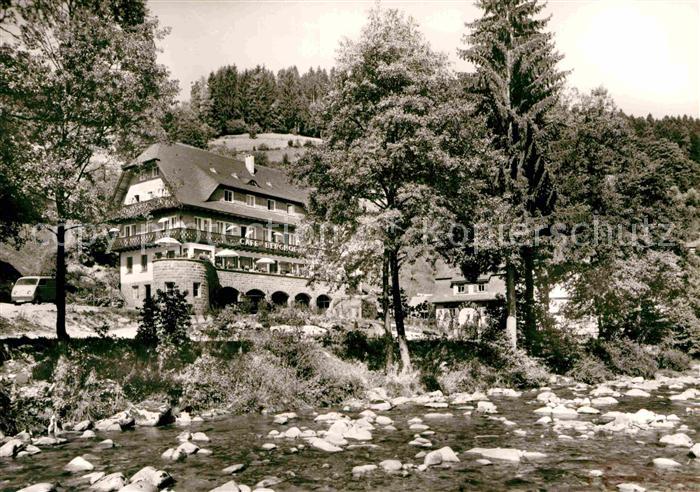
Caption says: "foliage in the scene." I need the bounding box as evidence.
[137,289,192,347]
[162,103,215,149]
[566,355,612,384]
[531,325,582,373]
[656,347,691,372]
[588,338,659,378]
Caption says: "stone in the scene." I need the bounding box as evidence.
[424,413,453,419]
[130,403,174,427]
[176,441,200,455]
[308,437,342,452]
[369,402,392,412]
[129,466,174,488]
[379,459,402,471]
[591,397,619,406]
[261,443,277,451]
[345,426,372,441]
[577,406,600,414]
[475,459,492,466]
[314,412,344,422]
[81,430,97,439]
[223,463,246,474]
[424,450,443,466]
[652,457,681,468]
[375,416,393,426]
[16,484,57,492]
[659,433,693,447]
[284,427,302,439]
[534,407,553,415]
[409,424,429,431]
[409,437,432,448]
[476,401,497,413]
[161,448,186,461]
[32,436,65,446]
[0,438,25,457]
[536,416,552,425]
[437,446,460,462]
[83,472,106,484]
[74,420,93,432]
[390,396,410,406]
[513,429,527,436]
[625,389,651,398]
[589,470,603,477]
[466,448,525,463]
[669,389,699,401]
[191,432,210,442]
[22,444,41,455]
[64,456,94,472]
[359,409,376,419]
[209,480,241,492]
[351,464,377,475]
[617,484,645,492]
[690,443,700,458]
[551,406,578,420]
[90,472,127,491]
[119,481,158,492]
[273,415,288,425]
[536,391,559,403]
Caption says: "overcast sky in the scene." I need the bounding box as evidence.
[149,0,699,118]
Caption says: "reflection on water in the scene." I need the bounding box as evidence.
[2,382,699,491]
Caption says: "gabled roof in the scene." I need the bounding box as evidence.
[122,142,309,206]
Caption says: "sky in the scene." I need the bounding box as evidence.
[149,0,700,118]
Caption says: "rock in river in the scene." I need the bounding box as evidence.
[90,472,127,491]
[64,456,94,472]
[0,438,25,457]
[352,464,377,475]
[129,466,174,488]
[16,484,57,492]
[659,433,693,447]
[308,437,343,452]
[379,460,402,472]
[653,457,681,468]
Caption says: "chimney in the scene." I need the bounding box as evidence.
[245,155,255,175]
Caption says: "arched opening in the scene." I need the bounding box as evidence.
[215,286,239,307]
[271,291,289,307]
[316,294,331,311]
[245,289,266,313]
[294,293,310,307]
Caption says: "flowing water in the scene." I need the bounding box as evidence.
[2,382,700,491]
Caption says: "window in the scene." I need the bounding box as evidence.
[141,254,148,272]
[123,224,134,237]
[477,284,486,292]
[126,256,133,274]
[132,286,139,300]
[193,282,201,298]
[246,194,255,207]
[151,167,159,178]
[286,203,293,214]
[194,217,211,232]
[224,189,234,202]
[165,282,175,294]
[133,194,140,203]
[144,284,151,299]
[457,284,466,293]
[267,199,275,211]
[166,250,175,258]
[240,226,248,238]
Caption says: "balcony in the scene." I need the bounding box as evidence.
[110,228,301,257]
[111,196,180,221]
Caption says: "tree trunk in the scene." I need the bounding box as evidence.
[56,222,69,341]
[522,246,536,350]
[389,250,412,372]
[381,251,394,371]
[505,261,517,349]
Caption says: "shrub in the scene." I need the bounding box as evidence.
[258,143,270,151]
[225,118,247,134]
[268,306,309,327]
[656,347,691,371]
[303,139,315,147]
[248,123,261,139]
[531,326,582,374]
[566,355,612,384]
[288,139,294,147]
[136,295,158,345]
[137,289,192,348]
[590,338,659,378]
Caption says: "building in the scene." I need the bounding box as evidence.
[110,142,335,313]
[430,261,505,334]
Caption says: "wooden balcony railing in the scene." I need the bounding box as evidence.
[110,228,301,256]
[111,196,181,220]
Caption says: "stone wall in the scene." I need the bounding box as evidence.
[152,258,210,313]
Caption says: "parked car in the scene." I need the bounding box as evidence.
[11,276,56,304]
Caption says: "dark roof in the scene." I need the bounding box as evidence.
[124,142,309,206]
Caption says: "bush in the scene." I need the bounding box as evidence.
[136,289,192,348]
[566,355,612,384]
[258,143,270,151]
[590,338,659,378]
[288,139,294,147]
[224,118,247,135]
[248,123,261,139]
[531,326,582,374]
[656,347,691,371]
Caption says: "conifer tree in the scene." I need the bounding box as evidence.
[459,0,566,347]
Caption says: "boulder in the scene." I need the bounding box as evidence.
[591,397,619,406]
[551,406,578,420]
[689,443,700,458]
[16,484,56,492]
[65,456,94,472]
[74,420,93,432]
[0,438,25,457]
[191,432,210,442]
[659,433,693,447]
[652,458,680,468]
[130,402,174,427]
[476,401,497,414]
[577,406,600,415]
[83,472,106,484]
[314,412,344,422]
[409,424,429,431]
[465,447,545,463]
[97,439,116,449]
[617,484,645,492]
[351,464,377,475]
[437,446,460,462]
[222,463,246,474]
[119,481,158,492]
[424,413,453,419]
[176,441,200,455]
[625,389,651,398]
[423,450,443,466]
[261,443,277,451]
[375,416,393,426]
[129,466,174,488]
[345,426,372,441]
[369,401,392,412]
[91,472,127,491]
[209,480,241,492]
[379,459,402,471]
[284,427,302,439]
[81,430,97,439]
[307,437,342,452]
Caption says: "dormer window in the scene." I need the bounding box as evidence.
[133,195,140,203]
[477,284,486,292]
[246,179,259,187]
[266,181,273,187]
[231,172,239,179]
[224,189,234,202]
[246,194,255,207]
[267,199,275,211]
[151,167,159,178]
[209,167,217,174]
